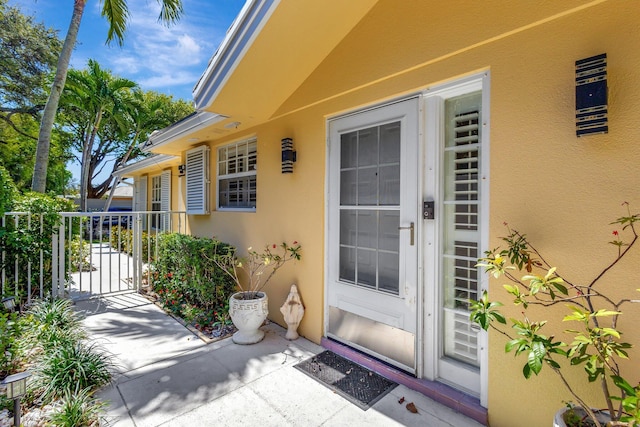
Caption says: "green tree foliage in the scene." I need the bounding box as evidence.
[0,165,17,214]
[0,0,62,134]
[0,0,71,194]
[59,59,137,210]
[32,0,185,193]
[59,60,194,208]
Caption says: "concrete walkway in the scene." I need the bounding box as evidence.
[76,293,484,427]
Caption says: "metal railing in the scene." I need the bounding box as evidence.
[2,211,187,305]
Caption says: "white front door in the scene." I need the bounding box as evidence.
[327,98,419,373]
[325,73,489,402]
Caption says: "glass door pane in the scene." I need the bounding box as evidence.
[338,123,401,295]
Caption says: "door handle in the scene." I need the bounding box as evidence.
[398,222,414,246]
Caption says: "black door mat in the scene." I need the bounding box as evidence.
[294,350,398,410]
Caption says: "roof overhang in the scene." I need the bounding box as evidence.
[114,154,180,178]
[192,0,378,128]
[142,111,227,154]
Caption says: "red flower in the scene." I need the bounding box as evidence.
[273,244,277,248]
[613,230,619,236]
[293,241,298,245]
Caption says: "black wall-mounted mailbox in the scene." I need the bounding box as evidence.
[575,53,608,137]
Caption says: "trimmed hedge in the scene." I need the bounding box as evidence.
[148,234,236,325]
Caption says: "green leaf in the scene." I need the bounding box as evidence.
[522,363,532,379]
[612,375,636,396]
[506,339,526,353]
[592,309,621,317]
[601,328,621,338]
[527,341,546,376]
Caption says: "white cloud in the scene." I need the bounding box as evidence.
[93,0,239,99]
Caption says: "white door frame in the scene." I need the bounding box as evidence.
[420,71,490,405]
[323,71,490,406]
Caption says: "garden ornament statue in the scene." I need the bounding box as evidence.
[280,284,304,340]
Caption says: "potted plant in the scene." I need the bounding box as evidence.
[470,204,640,427]
[214,242,301,344]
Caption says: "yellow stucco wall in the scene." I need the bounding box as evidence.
[150,1,640,425]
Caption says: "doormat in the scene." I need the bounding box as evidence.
[294,350,397,410]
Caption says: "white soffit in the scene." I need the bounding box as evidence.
[114,154,180,177]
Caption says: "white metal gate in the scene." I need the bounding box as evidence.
[2,211,186,303]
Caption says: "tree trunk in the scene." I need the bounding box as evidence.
[31,0,86,193]
[103,134,140,211]
[80,111,101,211]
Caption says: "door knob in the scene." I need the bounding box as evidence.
[398,222,414,246]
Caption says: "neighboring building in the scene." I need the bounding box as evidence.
[118,1,640,426]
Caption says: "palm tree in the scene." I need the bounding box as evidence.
[31,0,184,193]
[103,91,173,210]
[62,59,137,211]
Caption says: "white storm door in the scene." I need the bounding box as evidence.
[327,98,419,373]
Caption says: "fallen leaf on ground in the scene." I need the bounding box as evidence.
[406,402,418,414]
[398,397,405,404]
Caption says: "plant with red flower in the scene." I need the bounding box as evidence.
[471,205,640,426]
[211,241,302,299]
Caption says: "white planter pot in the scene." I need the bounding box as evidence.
[553,406,612,427]
[228,291,268,344]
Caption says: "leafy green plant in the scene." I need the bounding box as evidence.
[0,192,75,303]
[20,299,85,353]
[0,312,21,377]
[110,226,157,261]
[213,241,302,299]
[48,386,106,427]
[32,341,113,403]
[471,205,640,427]
[0,165,17,214]
[68,236,93,272]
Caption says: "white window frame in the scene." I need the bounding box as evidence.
[150,170,171,229]
[185,145,210,215]
[216,138,257,211]
[151,175,162,212]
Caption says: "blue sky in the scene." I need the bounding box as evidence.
[10,0,246,101]
[9,0,246,186]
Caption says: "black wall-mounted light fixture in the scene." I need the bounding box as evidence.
[281,138,297,173]
[178,164,186,176]
[576,53,608,137]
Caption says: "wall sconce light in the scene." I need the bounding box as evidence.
[2,371,31,427]
[2,296,16,312]
[281,138,297,174]
[576,53,608,137]
[178,164,186,176]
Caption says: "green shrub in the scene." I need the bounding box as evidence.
[109,226,157,261]
[149,234,236,324]
[48,387,106,427]
[68,237,93,272]
[1,192,76,302]
[20,299,85,353]
[0,165,17,214]
[33,341,113,403]
[0,312,21,378]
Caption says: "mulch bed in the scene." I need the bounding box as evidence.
[138,288,236,344]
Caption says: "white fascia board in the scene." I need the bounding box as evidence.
[192,0,279,110]
[142,111,226,152]
[113,155,179,177]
